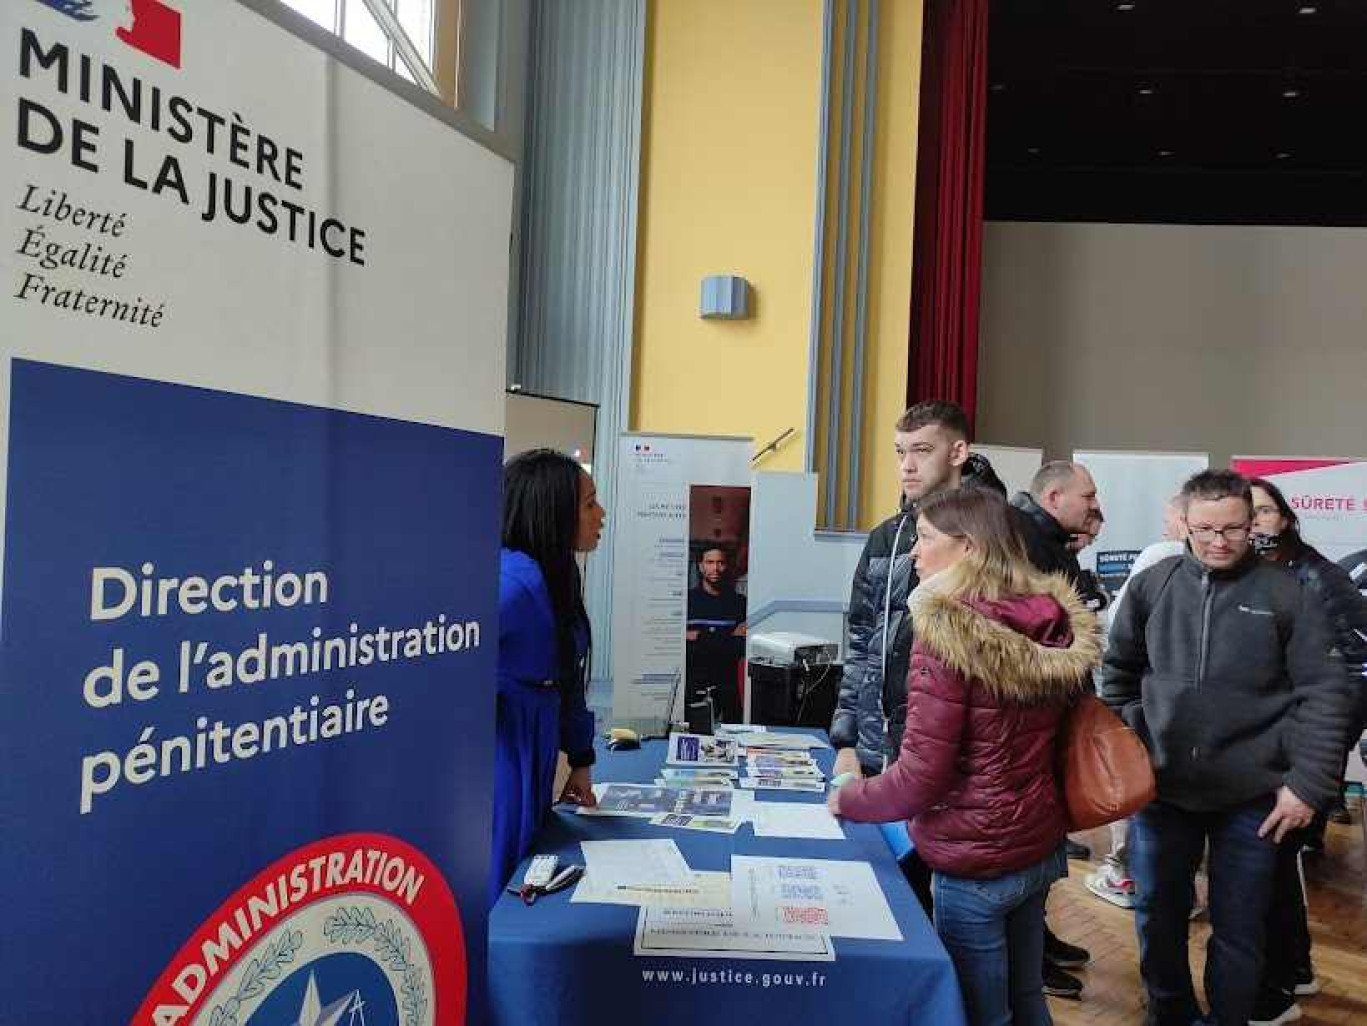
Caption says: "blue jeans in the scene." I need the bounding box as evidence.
[932,847,1065,1026]
[1129,797,1280,1026]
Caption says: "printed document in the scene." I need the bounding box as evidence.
[634,905,835,961]
[730,856,902,941]
[573,869,731,910]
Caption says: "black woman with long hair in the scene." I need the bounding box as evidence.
[490,449,605,905]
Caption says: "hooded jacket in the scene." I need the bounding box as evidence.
[830,454,1007,772]
[1010,490,1109,614]
[1008,492,1082,582]
[1101,551,1352,811]
[837,574,1099,878]
[1283,539,1367,724]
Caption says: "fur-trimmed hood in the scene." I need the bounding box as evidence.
[908,573,1101,704]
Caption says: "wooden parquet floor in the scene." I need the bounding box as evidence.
[1046,814,1367,1025]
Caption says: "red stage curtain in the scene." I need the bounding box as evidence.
[908,0,989,431]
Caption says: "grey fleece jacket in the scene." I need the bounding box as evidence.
[1101,550,1353,812]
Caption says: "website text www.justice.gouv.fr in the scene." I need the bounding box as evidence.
[638,966,829,989]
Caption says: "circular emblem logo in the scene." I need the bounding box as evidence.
[133,833,466,1026]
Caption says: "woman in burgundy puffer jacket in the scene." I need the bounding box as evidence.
[830,488,1100,1026]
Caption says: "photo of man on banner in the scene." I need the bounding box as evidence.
[685,485,751,726]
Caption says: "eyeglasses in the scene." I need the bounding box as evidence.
[1188,525,1250,543]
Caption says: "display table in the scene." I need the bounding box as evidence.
[487,731,966,1025]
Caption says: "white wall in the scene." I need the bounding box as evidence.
[504,393,597,467]
[978,221,1367,464]
[747,472,865,655]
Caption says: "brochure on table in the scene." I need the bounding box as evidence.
[649,813,742,834]
[583,783,737,819]
[668,732,741,767]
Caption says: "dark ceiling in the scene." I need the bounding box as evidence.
[986,0,1367,225]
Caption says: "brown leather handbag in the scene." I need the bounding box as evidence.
[1058,694,1156,830]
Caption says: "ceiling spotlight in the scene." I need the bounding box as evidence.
[990,82,1007,93]
[1298,4,1317,13]
[1276,151,1292,160]
[1027,146,1042,156]
[1138,85,1156,96]
[1158,149,1174,158]
[1116,2,1136,10]
[1282,87,1302,98]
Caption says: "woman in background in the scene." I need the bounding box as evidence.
[489,449,604,905]
[830,488,1100,1026]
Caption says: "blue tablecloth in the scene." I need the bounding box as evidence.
[487,731,966,1025]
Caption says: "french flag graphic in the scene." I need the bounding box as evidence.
[116,0,182,69]
[35,0,182,70]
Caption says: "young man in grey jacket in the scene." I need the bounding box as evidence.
[1101,470,1353,1026]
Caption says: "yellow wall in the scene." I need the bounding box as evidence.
[859,0,921,528]
[631,0,823,471]
[632,0,923,526]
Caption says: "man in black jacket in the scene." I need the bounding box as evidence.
[1010,460,1103,584]
[1101,470,1353,1026]
[1010,460,1108,995]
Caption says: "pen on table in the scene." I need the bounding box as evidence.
[614,884,700,894]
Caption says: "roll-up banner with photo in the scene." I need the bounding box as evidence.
[1,2,512,1021]
[685,484,752,726]
[1072,450,1210,591]
[610,434,751,729]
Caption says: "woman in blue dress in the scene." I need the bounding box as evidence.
[489,449,604,905]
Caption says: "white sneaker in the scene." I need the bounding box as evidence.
[1085,867,1136,909]
[1248,993,1302,1026]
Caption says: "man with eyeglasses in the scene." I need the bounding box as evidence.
[1101,469,1353,1026]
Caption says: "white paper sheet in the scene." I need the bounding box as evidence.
[751,803,846,840]
[580,839,692,891]
[730,856,902,941]
[573,870,731,910]
[649,813,741,834]
[634,905,835,961]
